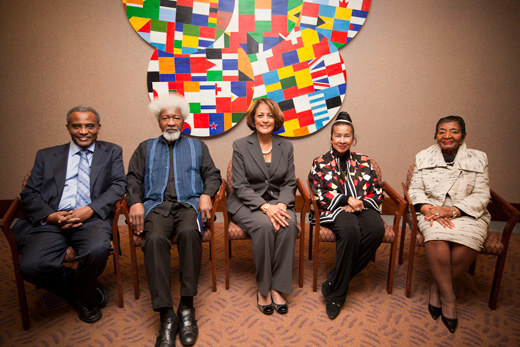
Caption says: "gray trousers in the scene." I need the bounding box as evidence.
[231,204,298,297]
[142,204,202,310]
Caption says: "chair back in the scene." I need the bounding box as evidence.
[404,163,415,189]
[370,158,383,182]
[226,160,233,196]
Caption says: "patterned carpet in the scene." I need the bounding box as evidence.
[0,224,519,347]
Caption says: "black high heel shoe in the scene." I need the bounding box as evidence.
[271,299,288,314]
[441,314,458,333]
[428,303,442,320]
[257,292,274,315]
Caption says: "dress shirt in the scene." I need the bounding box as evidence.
[58,141,95,211]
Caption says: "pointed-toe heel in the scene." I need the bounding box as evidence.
[428,303,442,320]
[441,315,458,333]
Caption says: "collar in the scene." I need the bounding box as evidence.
[70,141,95,155]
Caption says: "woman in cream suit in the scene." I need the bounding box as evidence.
[409,115,490,333]
[226,98,298,315]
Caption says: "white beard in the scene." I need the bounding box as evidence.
[163,130,180,142]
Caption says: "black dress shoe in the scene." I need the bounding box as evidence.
[326,301,341,320]
[177,306,198,346]
[96,283,108,308]
[321,281,332,298]
[70,300,102,324]
[155,317,178,347]
[441,314,458,333]
[271,299,288,314]
[428,303,442,320]
[257,292,274,315]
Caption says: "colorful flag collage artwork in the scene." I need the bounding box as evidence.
[123,0,371,137]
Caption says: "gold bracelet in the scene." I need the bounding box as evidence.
[452,208,457,219]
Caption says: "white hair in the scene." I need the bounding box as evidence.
[148,93,190,121]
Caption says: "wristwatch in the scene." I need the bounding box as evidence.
[452,208,457,219]
[261,203,271,214]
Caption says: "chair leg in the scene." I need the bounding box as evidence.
[112,249,124,308]
[469,258,476,275]
[308,224,314,260]
[405,239,416,298]
[129,236,140,300]
[312,236,320,292]
[386,238,398,295]
[15,271,30,330]
[224,230,230,290]
[398,217,407,265]
[210,239,217,292]
[489,253,507,310]
[299,231,304,288]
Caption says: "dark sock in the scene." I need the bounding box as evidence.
[179,296,193,309]
[159,307,175,322]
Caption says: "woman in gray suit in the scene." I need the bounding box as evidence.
[226,98,298,315]
[409,115,490,333]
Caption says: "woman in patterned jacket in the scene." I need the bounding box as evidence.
[309,112,385,320]
[409,115,490,333]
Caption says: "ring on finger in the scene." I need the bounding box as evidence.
[435,212,439,216]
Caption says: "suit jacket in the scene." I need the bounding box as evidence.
[13,141,127,241]
[226,133,296,215]
[409,143,490,222]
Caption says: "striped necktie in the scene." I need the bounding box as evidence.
[75,149,91,209]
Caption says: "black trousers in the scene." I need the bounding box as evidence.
[323,209,385,306]
[18,217,112,305]
[142,203,202,311]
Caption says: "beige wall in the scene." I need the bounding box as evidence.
[1,0,519,201]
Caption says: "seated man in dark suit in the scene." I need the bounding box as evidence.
[13,106,126,324]
[126,94,221,347]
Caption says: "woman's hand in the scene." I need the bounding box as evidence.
[421,205,456,228]
[264,203,291,231]
[346,196,365,212]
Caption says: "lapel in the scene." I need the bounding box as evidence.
[90,141,106,189]
[50,144,70,196]
[246,133,269,178]
[269,135,283,177]
[417,144,461,195]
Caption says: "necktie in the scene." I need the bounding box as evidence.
[75,149,91,209]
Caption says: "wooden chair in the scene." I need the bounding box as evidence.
[0,171,125,331]
[307,159,406,294]
[125,189,220,299]
[399,163,520,309]
[219,160,310,290]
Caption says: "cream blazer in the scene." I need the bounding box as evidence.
[409,143,491,223]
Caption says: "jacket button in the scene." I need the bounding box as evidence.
[265,180,268,184]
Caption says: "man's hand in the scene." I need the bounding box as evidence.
[129,203,145,234]
[46,211,82,229]
[198,194,213,224]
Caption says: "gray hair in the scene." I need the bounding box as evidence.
[149,94,190,121]
[66,106,100,124]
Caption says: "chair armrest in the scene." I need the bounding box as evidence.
[382,181,406,235]
[489,189,520,248]
[0,197,23,262]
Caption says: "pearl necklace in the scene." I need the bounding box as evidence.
[262,146,272,155]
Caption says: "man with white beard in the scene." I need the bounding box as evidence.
[126,94,221,347]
